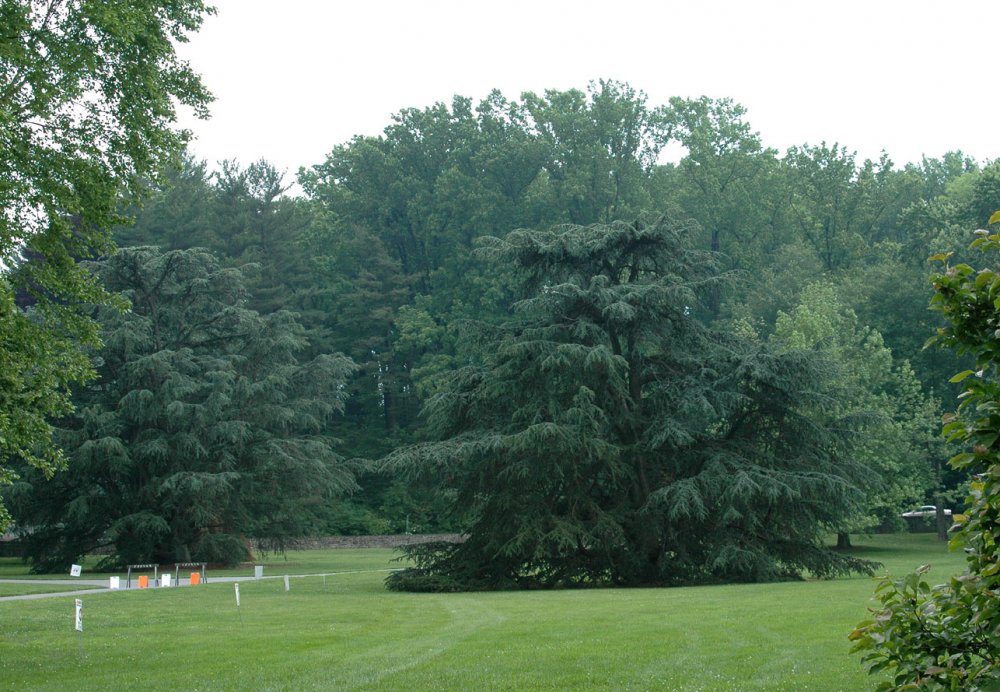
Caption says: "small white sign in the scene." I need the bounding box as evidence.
[161,573,172,588]
[74,599,83,632]
[70,564,82,577]
[109,576,120,590]
[284,574,290,592]
[234,583,240,608]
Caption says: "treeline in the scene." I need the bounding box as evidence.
[7,81,993,574]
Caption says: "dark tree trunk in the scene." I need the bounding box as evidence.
[836,532,852,550]
[935,496,949,541]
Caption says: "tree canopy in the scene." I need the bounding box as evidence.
[4,76,981,583]
[771,282,941,545]
[0,0,213,530]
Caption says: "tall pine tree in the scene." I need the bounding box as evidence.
[10,247,356,569]
[382,217,876,590]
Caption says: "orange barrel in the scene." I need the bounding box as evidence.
[137,575,148,589]
[190,572,201,585]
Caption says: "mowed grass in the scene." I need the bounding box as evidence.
[0,546,395,579]
[0,534,966,691]
[0,583,100,597]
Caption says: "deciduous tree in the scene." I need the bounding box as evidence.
[851,214,1000,689]
[771,282,940,547]
[0,0,213,530]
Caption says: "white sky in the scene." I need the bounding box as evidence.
[175,0,999,185]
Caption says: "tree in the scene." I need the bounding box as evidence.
[771,282,940,547]
[0,0,213,531]
[381,218,876,591]
[665,97,775,254]
[664,97,781,316]
[298,82,671,477]
[9,247,356,569]
[784,144,900,272]
[851,214,1000,689]
[112,153,215,251]
[521,80,670,224]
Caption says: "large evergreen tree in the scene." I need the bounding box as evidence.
[382,217,876,591]
[9,247,356,569]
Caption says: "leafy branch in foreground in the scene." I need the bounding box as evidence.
[850,212,1000,690]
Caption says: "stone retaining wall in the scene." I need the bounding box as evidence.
[251,534,464,550]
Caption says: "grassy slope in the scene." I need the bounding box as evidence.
[0,534,966,691]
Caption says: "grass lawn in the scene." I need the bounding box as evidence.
[0,556,98,579]
[0,547,397,579]
[0,583,102,597]
[0,534,967,690]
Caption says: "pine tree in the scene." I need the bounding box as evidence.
[10,247,356,569]
[382,217,876,590]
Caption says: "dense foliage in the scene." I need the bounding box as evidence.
[8,76,990,575]
[9,247,356,568]
[382,218,878,590]
[0,0,213,530]
[296,84,976,537]
[770,282,942,545]
[850,215,1000,689]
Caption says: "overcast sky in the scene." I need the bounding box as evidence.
[175,0,999,186]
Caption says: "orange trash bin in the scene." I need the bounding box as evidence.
[190,572,200,585]
[137,575,149,589]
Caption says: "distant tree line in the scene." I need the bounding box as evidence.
[7,80,993,579]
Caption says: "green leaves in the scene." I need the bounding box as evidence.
[0,0,213,531]
[854,213,1000,688]
[950,370,977,383]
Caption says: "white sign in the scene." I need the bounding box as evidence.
[284,575,290,592]
[70,564,82,577]
[74,599,83,632]
[234,583,240,608]
[161,573,172,588]
[109,576,120,590]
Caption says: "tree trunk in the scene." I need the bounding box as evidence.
[935,496,949,541]
[836,532,852,550]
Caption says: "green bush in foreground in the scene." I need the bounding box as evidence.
[851,214,1000,689]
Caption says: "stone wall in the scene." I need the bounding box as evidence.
[251,534,464,550]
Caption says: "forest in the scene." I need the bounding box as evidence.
[4,79,994,584]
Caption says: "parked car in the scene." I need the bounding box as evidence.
[901,505,952,518]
